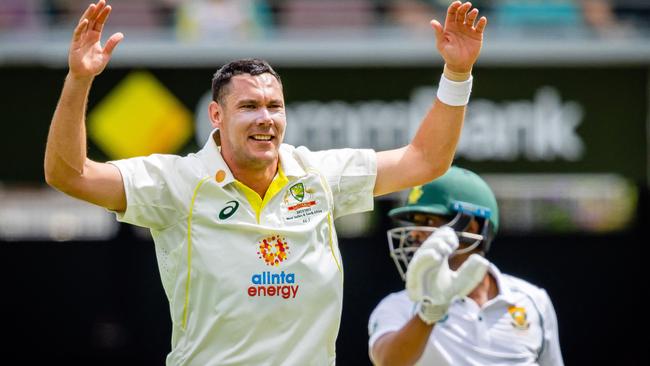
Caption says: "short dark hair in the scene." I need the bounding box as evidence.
[211,58,282,103]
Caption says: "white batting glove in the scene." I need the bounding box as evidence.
[406,226,489,325]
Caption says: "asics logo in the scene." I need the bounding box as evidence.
[219,200,239,220]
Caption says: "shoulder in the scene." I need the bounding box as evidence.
[281,144,375,173]
[111,152,208,190]
[368,290,415,347]
[502,273,553,307]
[503,274,544,294]
[373,290,413,313]
[288,144,373,161]
[111,153,188,169]
[149,152,209,177]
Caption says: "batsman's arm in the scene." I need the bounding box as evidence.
[371,227,488,365]
[44,0,126,211]
[374,1,486,196]
[371,317,434,366]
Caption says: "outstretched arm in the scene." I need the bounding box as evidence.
[44,0,126,211]
[374,1,486,196]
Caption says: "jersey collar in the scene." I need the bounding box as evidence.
[198,129,307,187]
[488,263,516,305]
[196,129,236,187]
[278,144,306,179]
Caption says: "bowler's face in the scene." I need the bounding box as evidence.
[211,73,286,172]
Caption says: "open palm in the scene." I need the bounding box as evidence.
[69,0,123,79]
[431,1,487,73]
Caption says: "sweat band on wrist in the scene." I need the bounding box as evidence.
[436,74,473,106]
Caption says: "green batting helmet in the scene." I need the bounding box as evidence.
[389,166,499,235]
[386,167,499,280]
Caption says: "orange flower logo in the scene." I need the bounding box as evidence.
[257,235,290,266]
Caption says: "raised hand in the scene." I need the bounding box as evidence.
[406,226,488,324]
[431,1,487,73]
[69,0,123,79]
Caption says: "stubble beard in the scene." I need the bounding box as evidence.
[234,142,279,172]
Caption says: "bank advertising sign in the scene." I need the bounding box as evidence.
[1,66,646,234]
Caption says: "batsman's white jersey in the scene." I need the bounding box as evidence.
[110,131,377,365]
[368,264,564,366]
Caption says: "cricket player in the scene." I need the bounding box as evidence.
[44,1,487,364]
[368,167,564,365]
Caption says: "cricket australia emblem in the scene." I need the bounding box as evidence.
[289,183,305,202]
[282,180,323,223]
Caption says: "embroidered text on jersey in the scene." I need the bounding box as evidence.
[283,181,323,223]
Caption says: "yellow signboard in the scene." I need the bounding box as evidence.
[88,71,192,160]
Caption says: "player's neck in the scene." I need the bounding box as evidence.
[468,273,497,308]
[231,162,278,199]
[218,139,279,198]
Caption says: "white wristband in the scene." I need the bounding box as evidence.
[436,74,473,106]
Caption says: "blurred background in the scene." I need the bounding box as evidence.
[1,0,648,364]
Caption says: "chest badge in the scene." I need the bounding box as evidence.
[289,183,305,202]
[284,182,319,217]
[508,306,530,330]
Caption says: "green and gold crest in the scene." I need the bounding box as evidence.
[289,183,305,202]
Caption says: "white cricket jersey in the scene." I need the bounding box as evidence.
[368,264,564,366]
[109,131,377,365]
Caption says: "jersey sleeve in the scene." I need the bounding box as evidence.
[537,289,565,366]
[301,147,377,219]
[368,293,414,356]
[108,154,190,230]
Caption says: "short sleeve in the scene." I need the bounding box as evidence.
[108,154,189,230]
[368,292,414,352]
[301,147,377,219]
[537,290,564,366]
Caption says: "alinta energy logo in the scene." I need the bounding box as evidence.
[257,235,290,266]
[248,234,299,299]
